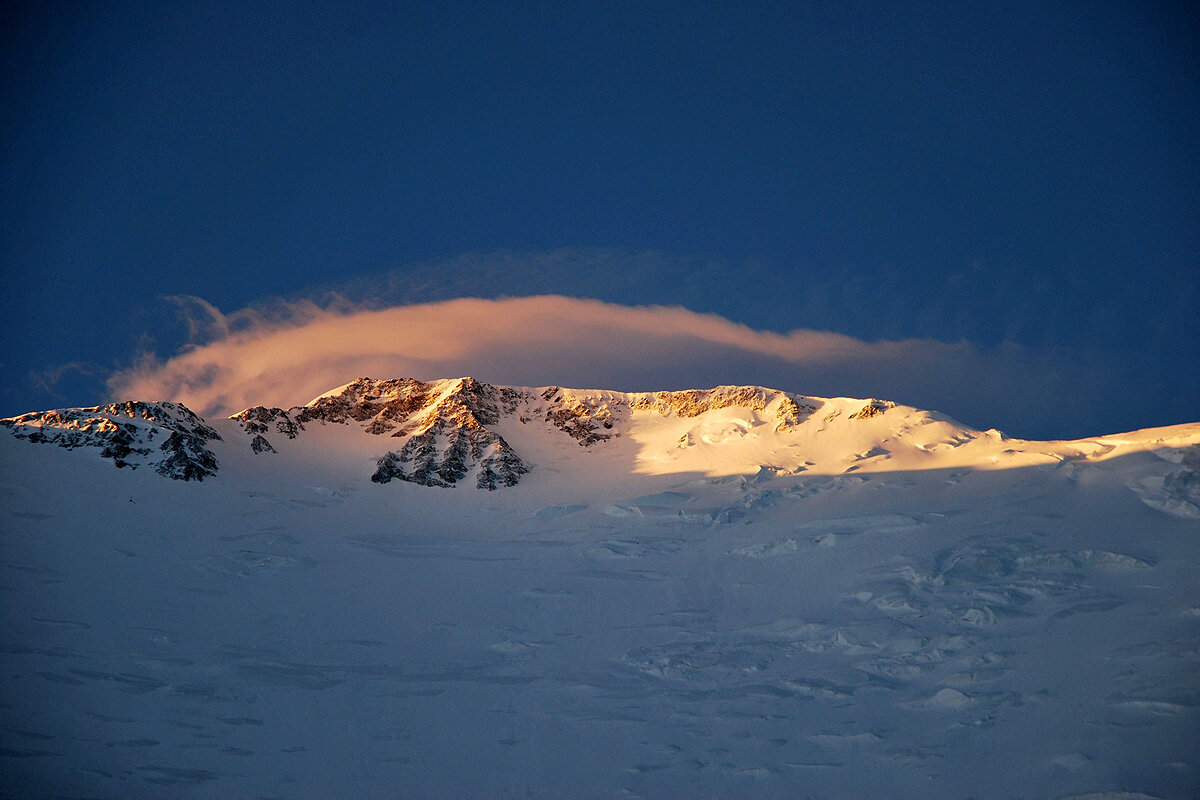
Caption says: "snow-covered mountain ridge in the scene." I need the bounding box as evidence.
[4,376,1200,508]
[5,376,1200,520]
[0,377,872,488]
[231,377,831,489]
[0,400,222,480]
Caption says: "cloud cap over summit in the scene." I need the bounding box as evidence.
[109,295,1113,439]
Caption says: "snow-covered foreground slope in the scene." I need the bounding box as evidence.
[2,378,1198,799]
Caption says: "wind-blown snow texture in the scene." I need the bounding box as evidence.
[2,377,1198,798]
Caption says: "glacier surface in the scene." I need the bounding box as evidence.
[1,378,1198,798]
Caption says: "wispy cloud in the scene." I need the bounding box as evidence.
[107,294,1108,438]
[30,361,108,397]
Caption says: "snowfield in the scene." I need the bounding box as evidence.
[1,377,1198,799]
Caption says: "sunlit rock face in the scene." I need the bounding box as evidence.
[234,377,531,489]
[224,378,856,490]
[0,401,221,480]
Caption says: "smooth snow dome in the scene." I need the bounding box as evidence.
[1,377,1199,799]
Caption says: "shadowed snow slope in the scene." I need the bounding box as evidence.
[2,377,1198,798]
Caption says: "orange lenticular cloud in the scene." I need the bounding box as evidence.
[107,294,1095,435]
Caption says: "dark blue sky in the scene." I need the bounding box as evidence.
[2,1,1197,437]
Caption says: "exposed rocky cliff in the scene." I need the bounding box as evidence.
[0,401,221,480]
[234,378,530,489]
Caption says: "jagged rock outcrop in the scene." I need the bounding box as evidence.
[362,379,529,489]
[372,430,528,490]
[231,406,303,440]
[532,384,817,445]
[156,430,221,480]
[849,400,895,420]
[239,378,532,490]
[288,377,522,434]
[249,434,276,454]
[629,386,777,418]
[628,386,817,433]
[538,387,620,446]
[0,401,221,481]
